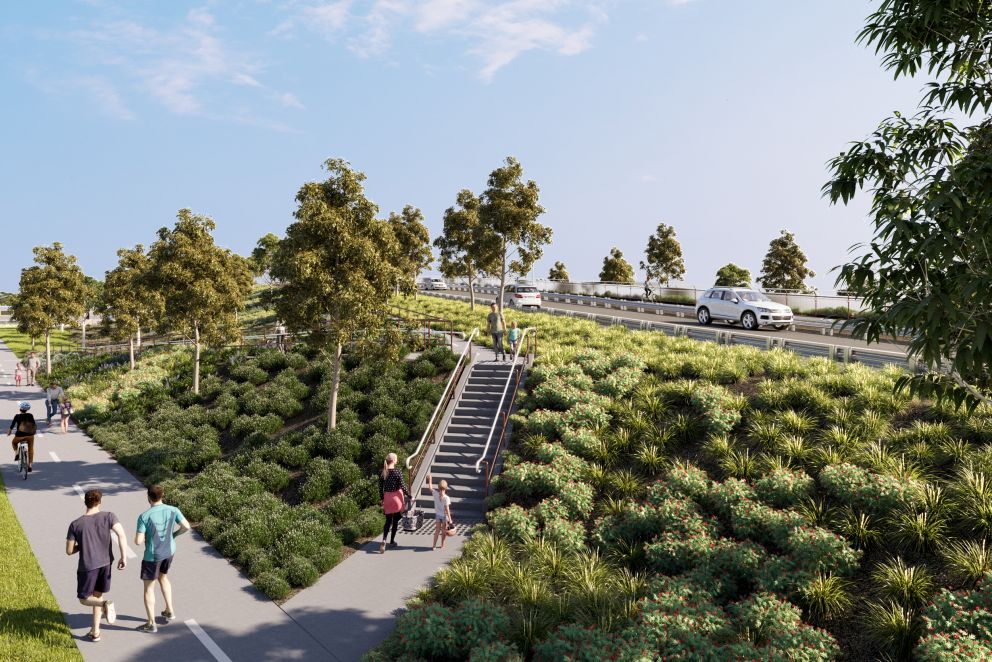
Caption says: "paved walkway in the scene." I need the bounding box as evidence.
[0,341,483,662]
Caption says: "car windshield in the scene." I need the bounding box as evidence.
[517,287,537,293]
[738,290,770,302]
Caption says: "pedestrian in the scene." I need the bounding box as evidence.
[644,282,653,300]
[379,452,410,554]
[46,381,65,425]
[60,394,74,434]
[486,302,507,361]
[507,321,521,356]
[275,321,286,351]
[26,352,40,386]
[8,401,36,473]
[427,472,453,550]
[134,484,191,633]
[14,362,23,386]
[66,489,128,642]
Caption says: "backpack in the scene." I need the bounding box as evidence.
[17,417,36,436]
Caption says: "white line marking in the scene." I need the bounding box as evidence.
[72,484,85,499]
[49,451,60,462]
[113,531,137,559]
[185,619,233,662]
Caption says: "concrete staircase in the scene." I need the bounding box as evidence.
[415,360,515,523]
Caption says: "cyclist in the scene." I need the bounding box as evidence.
[8,402,37,473]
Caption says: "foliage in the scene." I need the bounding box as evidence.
[389,205,432,294]
[714,262,752,287]
[756,230,814,292]
[98,244,163,368]
[640,222,685,287]
[916,572,992,661]
[548,260,569,281]
[249,232,280,279]
[434,189,483,309]
[598,247,635,284]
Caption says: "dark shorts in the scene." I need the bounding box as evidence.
[77,564,112,599]
[140,556,173,580]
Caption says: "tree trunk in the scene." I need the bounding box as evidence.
[45,330,51,377]
[129,335,135,370]
[31,336,36,350]
[136,323,142,349]
[193,323,201,394]
[468,273,476,311]
[497,241,508,314]
[81,320,87,351]
[326,341,343,432]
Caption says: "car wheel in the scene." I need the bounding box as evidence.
[741,311,758,330]
[697,307,711,325]
[774,324,788,331]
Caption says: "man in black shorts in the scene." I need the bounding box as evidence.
[134,484,190,633]
[66,489,129,642]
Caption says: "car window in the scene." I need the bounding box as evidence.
[708,290,721,299]
[702,290,713,299]
[517,287,537,293]
[722,291,738,301]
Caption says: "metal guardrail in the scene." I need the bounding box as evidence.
[406,329,479,491]
[475,328,537,492]
[427,291,915,371]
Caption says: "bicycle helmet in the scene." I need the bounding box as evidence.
[18,402,30,411]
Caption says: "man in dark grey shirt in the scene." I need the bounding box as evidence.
[486,302,507,361]
[66,489,129,642]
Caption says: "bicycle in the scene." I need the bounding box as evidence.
[16,440,28,480]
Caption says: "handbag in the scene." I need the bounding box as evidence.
[402,509,424,531]
[446,517,457,536]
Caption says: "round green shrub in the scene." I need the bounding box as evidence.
[488,505,538,544]
[361,433,395,466]
[311,545,342,573]
[410,359,437,378]
[391,599,510,660]
[349,477,380,509]
[231,413,284,440]
[239,547,274,577]
[283,555,319,588]
[241,459,292,493]
[254,571,291,600]
[231,363,269,385]
[323,495,360,525]
[312,430,361,462]
[469,641,523,662]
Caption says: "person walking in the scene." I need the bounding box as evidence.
[14,362,23,387]
[26,352,40,386]
[507,321,521,356]
[66,489,128,642]
[427,472,453,550]
[379,452,410,554]
[60,394,74,434]
[486,302,507,361]
[46,381,65,424]
[8,401,36,472]
[134,484,191,633]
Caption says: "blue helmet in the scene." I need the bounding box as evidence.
[18,402,30,411]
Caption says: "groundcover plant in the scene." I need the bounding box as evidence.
[366,297,992,661]
[65,341,456,600]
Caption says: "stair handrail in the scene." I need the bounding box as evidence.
[474,328,537,489]
[406,328,479,488]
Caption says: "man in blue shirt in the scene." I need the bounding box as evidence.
[134,484,190,633]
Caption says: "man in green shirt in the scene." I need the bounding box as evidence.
[486,302,507,361]
[134,484,191,633]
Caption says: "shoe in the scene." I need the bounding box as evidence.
[103,600,116,624]
[379,541,386,554]
[138,622,158,633]
[85,630,101,642]
[388,541,398,548]
[27,466,32,473]
[161,609,175,622]
[13,454,17,462]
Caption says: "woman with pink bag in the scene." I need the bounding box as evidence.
[379,452,410,554]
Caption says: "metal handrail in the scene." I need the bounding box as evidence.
[474,327,536,481]
[406,328,479,488]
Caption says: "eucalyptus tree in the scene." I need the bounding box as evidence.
[147,210,253,394]
[548,261,569,281]
[389,205,432,296]
[435,190,483,310]
[715,263,752,287]
[99,245,162,369]
[250,233,281,281]
[825,0,992,406]
[11,243,87,374]
[756,230,815,291]
[640,222,685,288]
[270,158,401,431]
[599,247,635,284]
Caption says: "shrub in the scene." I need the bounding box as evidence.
[230,413,284,440]
[819,463,919,518]
[340,507,385,545]
[391,599,511,660]
[409,358,437,378]
[254,571,291,600]
[311,429,362,462]
[349,477,381,509]
[488,505,539,544]
[468,641,523,662]
[230,363,269,385]
[284,556,319,588]
[541,518,586,554]
[322,495,360,526]
[755,468,814,508]
[240,459,291,493]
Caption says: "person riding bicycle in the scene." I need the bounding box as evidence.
[8,402,37,473]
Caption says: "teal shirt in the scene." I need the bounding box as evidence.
[136,504,185,562]
[508,328,521,343]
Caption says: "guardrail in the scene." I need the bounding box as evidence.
[475,328,537,493]
[406,329,479,491]
[427,291,914,371]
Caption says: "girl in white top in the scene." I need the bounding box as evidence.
[427,472,452,550]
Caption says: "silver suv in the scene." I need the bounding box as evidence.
[696,287,793,331]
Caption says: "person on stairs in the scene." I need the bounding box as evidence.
[379,453,410,553]
[427,472,453,550]
[486,302,507,361]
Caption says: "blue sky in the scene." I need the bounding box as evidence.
[0,1,923,293]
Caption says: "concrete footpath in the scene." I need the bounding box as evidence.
[0,342,470,662]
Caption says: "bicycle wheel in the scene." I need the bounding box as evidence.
[19,446,28,480]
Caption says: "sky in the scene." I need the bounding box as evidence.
[0,1,925,293]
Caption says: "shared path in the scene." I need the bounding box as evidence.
[0,342,470,662]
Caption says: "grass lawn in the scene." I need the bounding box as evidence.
[0,473,81,661]
[0,329,78,361]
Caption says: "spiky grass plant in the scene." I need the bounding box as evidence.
[799,572,853,622]
[857,409,891,441]
[888,509,949,553]
[840,509,881,550]
[950,467,992,537]
[940,538,992,588]
[937,438,971,467]
[813,445,849,470]
[782,435,814,467]
[748,420,785,449]
[797,497,837,528]
[872,557,935,608]
[860,440,896,473]
[820,425,860,450]
[435,560,493,602]
[777,409,817,436]
[608,469,644,499]
[904,440,936,466]
[636,394,668,422]
[864,600,922,661]
[519,433,549,458]
[636,442,666,475]
[758,453,795,473]
[667,412,700,445]
[720,447,757,480]
[702,434,733,461]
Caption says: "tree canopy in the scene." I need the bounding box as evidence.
[599,247,635,284]
[825,0,992,406]
[756,230,815,292]
[100,244,162,368]
[270,158,401,430]
[435,190,483,310]
[147,209,252,393]
[640,223,685,286]
[250,233,281,280]
[389,205,432,295]
[548,261,569,281]
[715,263,752,287]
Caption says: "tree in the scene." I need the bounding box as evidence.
[270,159,401,431]
[599,247,635,284]
[756,230,815,291]
[10,243,87,374]
[548,261,569,281]
[476,157,552,313]
[434,190,483,310]
[79,276,103,350]
[147,210,252,394]
[99,245,162,369]
[389,205,432,296]
[250,233,281,281]
[825,0,992,407]
[714,263,752,287]
[639,223,685,287]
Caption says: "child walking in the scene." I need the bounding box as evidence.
[60,396,74,434]
[507,321,521,356]
[427,472,452,550]
[14,362,23,387]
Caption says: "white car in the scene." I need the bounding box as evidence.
[421,278,448,290]
[695,287,793,331]
[504,284,542,308]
